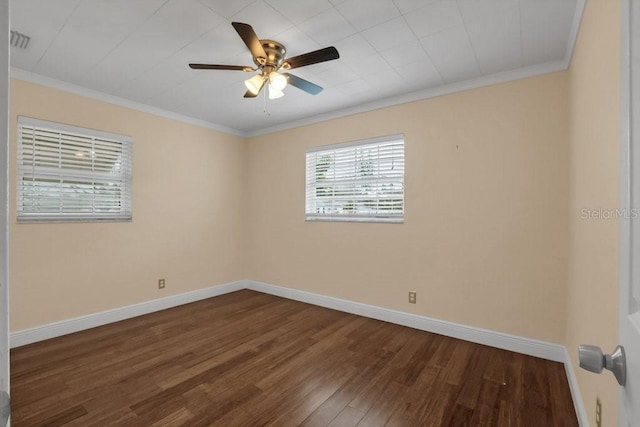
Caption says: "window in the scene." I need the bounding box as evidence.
[305,134,404,223]
[17,117,133,222]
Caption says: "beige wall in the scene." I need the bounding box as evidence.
[9,72,573,346]
[9,79,247,331]
[246,72,570,343]
[566,0,621,424]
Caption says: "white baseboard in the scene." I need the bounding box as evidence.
[12,278,567,361]
[244,280,566,362]
[10,278,586,425]
[245,279,587,424]
[10,280,245,348]
[563,347,589,426]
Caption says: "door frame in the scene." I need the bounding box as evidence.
[0,0,9,395]
[0,0,10,418]
[619,0,634,424]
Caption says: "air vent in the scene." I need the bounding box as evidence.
[10,30,30,49]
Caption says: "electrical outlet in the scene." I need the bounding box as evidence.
[409,291,416,304]
[596,397,602,427]
[158,279,165,289]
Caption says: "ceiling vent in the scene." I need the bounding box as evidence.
[10,30,30,49]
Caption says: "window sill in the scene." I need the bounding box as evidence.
[305,216,403,224]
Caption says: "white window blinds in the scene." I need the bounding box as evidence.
[17,117,133,222]
[305,135,404,223]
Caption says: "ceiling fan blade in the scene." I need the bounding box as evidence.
[284,46,339,69]
[243,78,266,98]
[232,22,267,60]
[189,64,253,71]
[284,73,323,95]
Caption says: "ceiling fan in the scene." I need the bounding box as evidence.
[189,22,340,99]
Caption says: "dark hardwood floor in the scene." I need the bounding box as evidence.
[10,290,578,426]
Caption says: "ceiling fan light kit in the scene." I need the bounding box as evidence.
[189,22,339,102]
[245,73,265,95]
[269,71,287,91]
[268,85,284,100]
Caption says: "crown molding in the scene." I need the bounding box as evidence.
[564,0,587,69]
[247,59,568,137]
[10,0,586,140]
[246,0,587,138]
[9,67,247,137]
[9,58,572,141]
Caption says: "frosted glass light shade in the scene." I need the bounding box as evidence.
[244,74,264,95]
[269,71,287,91]
[268,84,284,99]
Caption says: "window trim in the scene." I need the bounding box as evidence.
[16,116,133,223]
[305,134,405,224]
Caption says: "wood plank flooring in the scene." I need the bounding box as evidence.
[10,290,578,426]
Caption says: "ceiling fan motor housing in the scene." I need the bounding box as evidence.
[254,40,287,70]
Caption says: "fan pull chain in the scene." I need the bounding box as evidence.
[263,85,270,116]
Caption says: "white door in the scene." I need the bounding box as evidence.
[0,0,9,424]
[620,0,640,424]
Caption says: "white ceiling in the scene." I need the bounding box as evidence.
[9,0,582,136]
